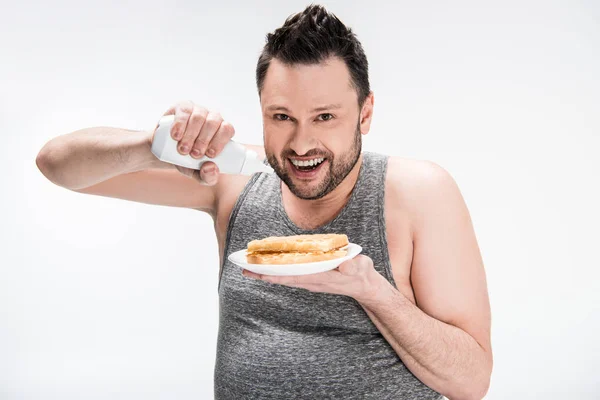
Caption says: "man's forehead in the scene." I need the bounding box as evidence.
[261,57,355,103]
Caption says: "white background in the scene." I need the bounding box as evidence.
[1,0,599,399]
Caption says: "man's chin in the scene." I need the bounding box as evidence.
[286,179,330,200]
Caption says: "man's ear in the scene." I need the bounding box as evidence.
[359,92,375,135]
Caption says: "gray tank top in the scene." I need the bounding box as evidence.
[215,152,442,399]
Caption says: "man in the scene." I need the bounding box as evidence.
[36,4,492,400]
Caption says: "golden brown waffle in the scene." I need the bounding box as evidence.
[246,249,347,265]
[247,234,349,253]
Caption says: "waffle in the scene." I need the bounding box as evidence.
[246,234,349,265]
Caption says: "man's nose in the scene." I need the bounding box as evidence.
[288,124,317,156]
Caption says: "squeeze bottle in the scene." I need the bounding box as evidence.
[150,114,274,175]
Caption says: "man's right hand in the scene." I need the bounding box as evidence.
[153,101,236,186]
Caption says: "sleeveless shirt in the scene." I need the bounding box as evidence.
[214,152,442,399]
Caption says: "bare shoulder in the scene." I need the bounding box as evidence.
[383,157,459,294]
[385,156,460,223]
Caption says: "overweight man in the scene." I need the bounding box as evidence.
[36,5,493,400]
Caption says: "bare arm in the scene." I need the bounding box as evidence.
[35,102,252,213]
[35,125,220,211]
[36,126,170,190]
[357,161,492,400]
[359,281,491,400]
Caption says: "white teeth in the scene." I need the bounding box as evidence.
[291,158,324,167]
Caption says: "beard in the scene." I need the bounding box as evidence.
[266,121,362,200]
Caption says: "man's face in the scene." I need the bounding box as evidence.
[260,57,371,200]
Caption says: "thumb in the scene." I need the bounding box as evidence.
[338,258,360,276]
[198,161,219,186]
[338,255,372,276]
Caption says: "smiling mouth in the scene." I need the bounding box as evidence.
[289,157,326,171]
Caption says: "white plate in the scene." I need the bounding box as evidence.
[228,243,363,276]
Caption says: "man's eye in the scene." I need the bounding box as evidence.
[274,114,290,121]
[318,113,334,121]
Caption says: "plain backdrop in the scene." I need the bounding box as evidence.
[1,0,599,399]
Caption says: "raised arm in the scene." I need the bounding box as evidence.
[35,101,237,214]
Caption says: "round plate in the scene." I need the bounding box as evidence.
[228,243,363,276]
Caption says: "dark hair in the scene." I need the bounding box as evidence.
[256,4,370,107]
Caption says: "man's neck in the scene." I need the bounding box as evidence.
[281,154,363,230]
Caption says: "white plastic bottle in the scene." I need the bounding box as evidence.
[150,115,274,175]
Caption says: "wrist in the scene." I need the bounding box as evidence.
[354,268,394,307]
[131,130,174,171]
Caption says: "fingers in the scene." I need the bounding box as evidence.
[161,102,234,160]
[192,111,223,158]
[242,270,334,294]
[262,275,302,286]
[244,272,306,288]
[242,269,334,286]
[207,121,235,157]
[170,101,193,141]
[159,101,236,185]
[179,105,209,156]
[242,270,262,280]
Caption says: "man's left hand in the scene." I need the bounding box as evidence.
[242,254,385,302]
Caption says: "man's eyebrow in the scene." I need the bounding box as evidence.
[266,105,291,112]
[311,104,343,112]
[265,104,343,112]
